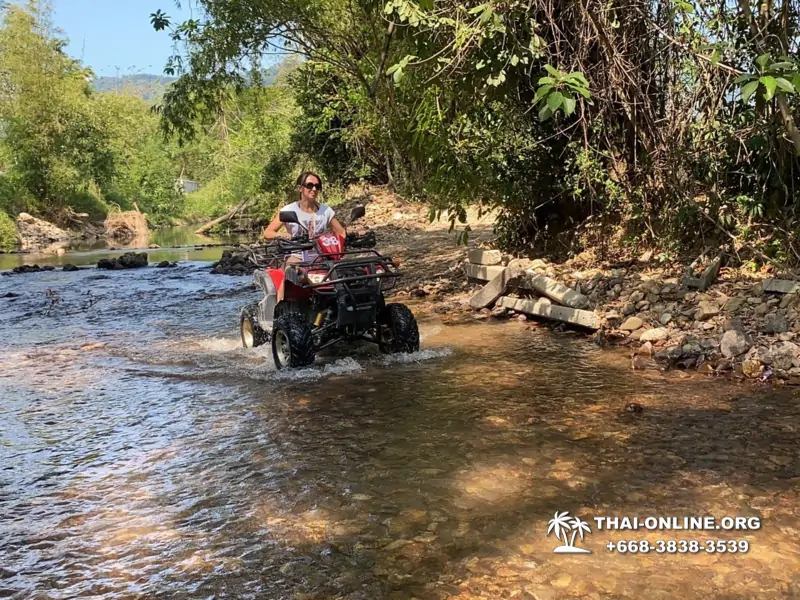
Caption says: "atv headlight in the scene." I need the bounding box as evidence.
[307,272,327,284]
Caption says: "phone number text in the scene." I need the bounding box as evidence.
[606,540,749,554]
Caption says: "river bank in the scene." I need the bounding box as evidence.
[299,189,800,388]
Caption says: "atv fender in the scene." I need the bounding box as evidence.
[254,269,280,328]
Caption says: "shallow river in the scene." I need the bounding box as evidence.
[1,251,800,599]
[0,225,250,271]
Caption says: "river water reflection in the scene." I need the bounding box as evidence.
[0,225,252,271]
[1,260,799,599]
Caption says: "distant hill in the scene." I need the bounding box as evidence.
[92,74,177,102]
[92,65,282,102]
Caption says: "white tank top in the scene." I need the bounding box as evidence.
[282,201,335,261]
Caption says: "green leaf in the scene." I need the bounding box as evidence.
[734,73,756,84]
[571,84,591,99]
[468,3,486,14]
[533,84,552,103]
[393,66,405,84]
[510,55,519,66]
[770,61,794,70]
[544,64,560,77]
[547,91,564,111]
[537,76,555,85]
[479,6,493,24]
[710,49,721,66]
[792,73,800,91]
[760,75,777,101]
[418,0,433,9]
[384,1,395,13]
[538,103,553,121]
[756,53,770,68]
[741,79,759,102]
[775,77,795,94]
[562,95,576,116]
[566,71,589,87]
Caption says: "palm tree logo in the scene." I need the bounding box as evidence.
[547,511,592,554]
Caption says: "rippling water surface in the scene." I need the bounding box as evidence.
[2,259,800,599]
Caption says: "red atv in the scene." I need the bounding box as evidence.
[239,205,420,369]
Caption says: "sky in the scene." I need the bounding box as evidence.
[50,0,196,77]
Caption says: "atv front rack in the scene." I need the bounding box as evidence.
[290,251,402,301]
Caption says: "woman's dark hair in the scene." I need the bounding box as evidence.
[296,171,322,189]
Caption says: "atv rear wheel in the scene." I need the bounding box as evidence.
[241,303,268,348]
[379,303,420,354]
[272,312,316,369]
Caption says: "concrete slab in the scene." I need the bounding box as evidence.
[467,248,502,265]
[520,272,590,309]
[763,279,800,294]
[497,296,601,330]
[469,266,523,309]
[464,263,506,281]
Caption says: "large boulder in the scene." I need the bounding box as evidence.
[720,329,752,358]
[16,213,70,251]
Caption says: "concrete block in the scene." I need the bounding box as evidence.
[464,263,506,281]
[684,255,722,291]
[519,272,590,309]
[496,296,601,330]
[469,266,523,309]
[763,279,800,294]
[468,248,502,265]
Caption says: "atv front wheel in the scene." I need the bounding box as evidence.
[241,303,268,348]
[379,303,420,354]
[272,313,316,369]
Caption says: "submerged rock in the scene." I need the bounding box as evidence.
[10,264,55,274]
[211,247,275,276]
[97,252,148,270]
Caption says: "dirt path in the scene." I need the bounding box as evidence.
[335,189,498,311]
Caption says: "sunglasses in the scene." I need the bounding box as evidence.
[302,182,322,191]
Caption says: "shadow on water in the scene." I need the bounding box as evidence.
[1,265,799,599]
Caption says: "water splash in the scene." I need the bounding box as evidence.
[380,347,453,365]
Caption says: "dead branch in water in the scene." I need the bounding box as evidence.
[194,199,252,235]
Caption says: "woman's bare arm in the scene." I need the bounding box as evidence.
[263,213,290,240]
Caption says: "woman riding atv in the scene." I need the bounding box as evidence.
[263,171,347,301]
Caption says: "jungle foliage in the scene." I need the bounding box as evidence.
[152,0,800,264]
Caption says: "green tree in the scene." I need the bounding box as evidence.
[0,1,113,220]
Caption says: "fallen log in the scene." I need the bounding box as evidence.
[496,296,601,330]
[469,266,523,309]
[194,199,252,235]
[519,271,590,309]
